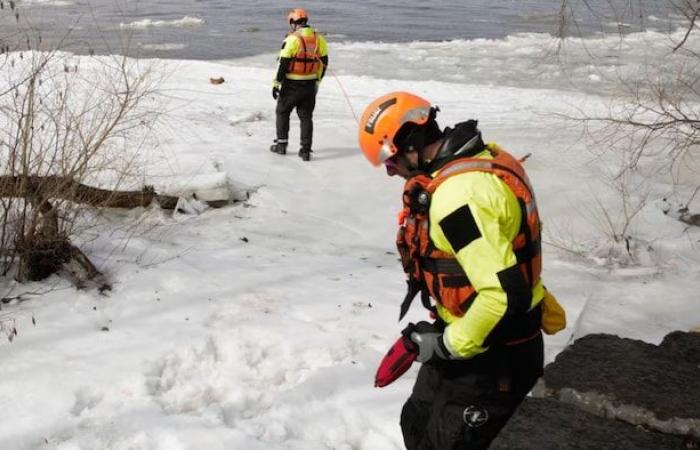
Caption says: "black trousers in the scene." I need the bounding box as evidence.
[400,333,544,450]
[275,79,317,150]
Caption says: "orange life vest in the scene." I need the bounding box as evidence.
[396,147,542,322]
[287,30,321,77]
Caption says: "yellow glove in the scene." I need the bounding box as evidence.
[541,288,566,335]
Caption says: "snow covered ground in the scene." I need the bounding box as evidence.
[1,31,699,449]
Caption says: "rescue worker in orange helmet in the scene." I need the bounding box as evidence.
[358,92,565,449]
[270,8,329,161]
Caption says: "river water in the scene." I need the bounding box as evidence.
[0,0,679,60]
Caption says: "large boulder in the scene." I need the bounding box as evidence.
[533,333,700,438]
[493,331,700,448]
[490,397,688,450]
[659,331,700,367]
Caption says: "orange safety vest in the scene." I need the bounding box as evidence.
[396,148,542,323]
[287,30,321,77]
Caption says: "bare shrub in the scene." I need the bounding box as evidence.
[554,0,700,260]
[0,4,163,285]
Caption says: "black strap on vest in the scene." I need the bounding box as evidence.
[399,279,435,321]
[421,258,466,275]
[515,198,542,286]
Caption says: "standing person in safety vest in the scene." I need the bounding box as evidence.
[359,92,565,449]
[270,8,328,162]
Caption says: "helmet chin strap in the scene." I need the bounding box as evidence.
[416,157,431,174]
[416,138,445,173]
[406,154,433,176]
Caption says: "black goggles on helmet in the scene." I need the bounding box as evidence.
[393,107,442,154]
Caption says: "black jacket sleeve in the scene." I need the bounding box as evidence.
[276,57,292,83]
[320,55,329,80]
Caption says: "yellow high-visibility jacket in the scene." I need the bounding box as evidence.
[429,148,545,359]
[277,26,328,82]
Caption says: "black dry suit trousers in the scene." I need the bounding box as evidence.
[275,79,317,150]
[400,333,544,450]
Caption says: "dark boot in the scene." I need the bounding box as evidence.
[270,142,287,155]
[298,147,312,161]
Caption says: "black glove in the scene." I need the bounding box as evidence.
[405,321,453,364]
[272,86,281,100]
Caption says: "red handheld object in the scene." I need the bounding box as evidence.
[375,334,418,388]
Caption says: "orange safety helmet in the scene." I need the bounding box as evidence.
[288,8,309,24]
[358,92,433,166]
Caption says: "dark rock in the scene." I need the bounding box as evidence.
[659,331,700,367]
[534,333,700,438]
[491,397,688,450]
